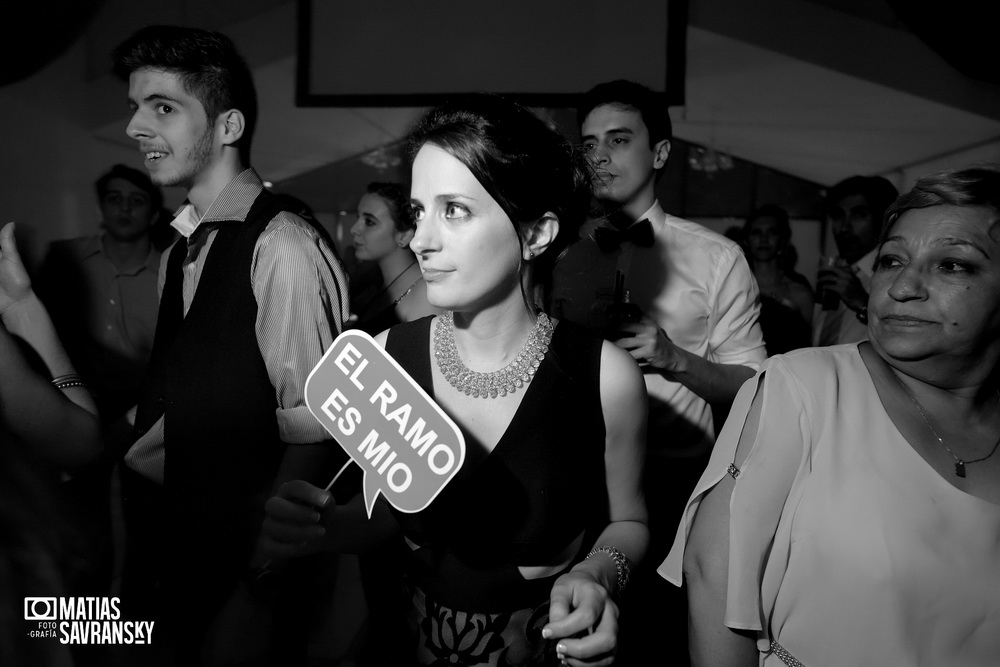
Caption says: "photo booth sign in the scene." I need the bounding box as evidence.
[305,330,466,517]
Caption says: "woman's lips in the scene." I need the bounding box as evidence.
[880,314,934,327]
[421,267,449,281]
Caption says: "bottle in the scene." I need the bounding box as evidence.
[604,289,643,341]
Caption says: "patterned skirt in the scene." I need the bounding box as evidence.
[408,586,561,667]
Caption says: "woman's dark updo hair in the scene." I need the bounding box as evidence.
[405,93,591,308]
[366,181,414,233]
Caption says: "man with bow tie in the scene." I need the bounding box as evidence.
[551,79,765,664]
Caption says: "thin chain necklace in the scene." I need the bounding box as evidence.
[890,370,1000,478]
[392,276,422,306]
[434,310,554,399]
[360,260,417,320]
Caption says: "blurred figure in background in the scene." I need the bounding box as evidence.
[33,164,162,637]
[813,175,899,346]
[742,204,813,356]
[36,163,161,425]
[349,181,440,334]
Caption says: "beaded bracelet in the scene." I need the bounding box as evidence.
[54,381,87,390]
[585,545,632,600]
[52,374,87,391]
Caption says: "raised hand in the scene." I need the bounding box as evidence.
[0,222,32,316]
[817,262,868,313]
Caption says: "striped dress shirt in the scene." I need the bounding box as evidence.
[124,168,350,483]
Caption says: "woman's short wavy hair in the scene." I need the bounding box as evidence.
[881,164,1000,242]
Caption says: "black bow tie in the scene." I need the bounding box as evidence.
[594,218,654,253]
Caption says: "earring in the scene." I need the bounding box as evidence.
[528,250,535,259]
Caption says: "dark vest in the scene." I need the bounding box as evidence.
[132,190,289,641]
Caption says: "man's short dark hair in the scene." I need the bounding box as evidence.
[112,25,258,166]
[577,79,673,146]
[824,175,899,223]
[95,163,162,211]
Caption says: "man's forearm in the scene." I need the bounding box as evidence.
[660,349,755,404]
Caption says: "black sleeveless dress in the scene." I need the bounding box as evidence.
[384,316,608,666]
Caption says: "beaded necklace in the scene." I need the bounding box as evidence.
[433,311,553,399]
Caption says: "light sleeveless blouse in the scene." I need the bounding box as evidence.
[662,344,1000,666]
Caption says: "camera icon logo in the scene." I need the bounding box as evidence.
[24,597,57,621]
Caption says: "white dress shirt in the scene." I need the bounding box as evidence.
[553,200,766,457]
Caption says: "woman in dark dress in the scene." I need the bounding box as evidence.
[742,204,814,355]
[349,182,440,334]
[0,222,103,666]
[260,95,649,666]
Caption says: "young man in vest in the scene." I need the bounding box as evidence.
[552,79,766,664]
[113,25,350,665]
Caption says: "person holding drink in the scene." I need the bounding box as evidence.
[813,175,899,346]
[551,79,766,665]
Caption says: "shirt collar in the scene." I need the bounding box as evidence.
[638,200,664,227]
[170,168,265,239]
[170,203,200,238]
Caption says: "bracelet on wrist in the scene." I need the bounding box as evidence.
[52,374,87,391]
[585,545,632,601]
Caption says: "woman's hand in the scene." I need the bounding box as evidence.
[256,479,332,563]
[0,222,32,316]
[542,570,619,666]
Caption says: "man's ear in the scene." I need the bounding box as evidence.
[653,139,670,170]
[523,212,560,260]
[219,110,246,147]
